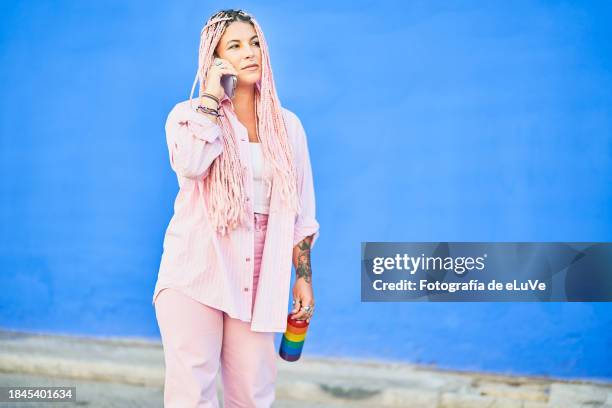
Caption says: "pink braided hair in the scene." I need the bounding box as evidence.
[188,9,301,236]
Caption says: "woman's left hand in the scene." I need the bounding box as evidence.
[290,278,315,322]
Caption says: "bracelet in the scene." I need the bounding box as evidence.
[197,105,224,117]
[201,92,220,105]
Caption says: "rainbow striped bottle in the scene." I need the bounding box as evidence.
[279,314,309,361]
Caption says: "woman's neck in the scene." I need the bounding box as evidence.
[232,84,256,114]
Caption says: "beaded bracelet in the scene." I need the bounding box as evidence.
[197,105,224,117]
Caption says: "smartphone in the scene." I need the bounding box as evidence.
[221,74,237,99]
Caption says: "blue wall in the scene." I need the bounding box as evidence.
[1,1,611,381]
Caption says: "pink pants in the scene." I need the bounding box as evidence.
[154,213,276,407]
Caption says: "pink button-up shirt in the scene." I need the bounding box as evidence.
[152,89,320,333]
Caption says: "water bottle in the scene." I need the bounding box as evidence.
[279,313,309,361]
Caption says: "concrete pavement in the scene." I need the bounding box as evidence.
[0,330,610,407]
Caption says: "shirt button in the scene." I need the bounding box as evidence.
[246,257,251,262]
[244,287,249,292]
[246,197,250,202]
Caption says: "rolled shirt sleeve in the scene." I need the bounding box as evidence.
[165,103,224,179]
[292,115,320,249]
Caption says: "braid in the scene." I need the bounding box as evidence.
[188,9,301,236]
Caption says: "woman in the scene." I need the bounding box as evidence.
[151,8,320,408]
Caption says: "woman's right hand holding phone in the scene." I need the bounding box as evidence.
[202,57,239,102]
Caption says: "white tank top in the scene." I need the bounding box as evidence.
[249,142,271,214]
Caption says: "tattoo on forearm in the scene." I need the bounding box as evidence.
[296,239,312,283]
